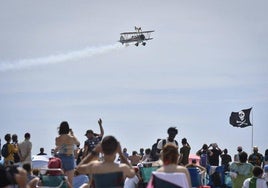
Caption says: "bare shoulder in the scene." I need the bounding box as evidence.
[88,160,102,170]
[71,135,78,141]
[55,136,61,144]
[119,164,135,178]
[119,163,131,169]
[176,166,188,173]
[156,167,164,172]
[56,135,72,145]
[80,160,101,174]
[89,160,101,167]
[119,163,135,173]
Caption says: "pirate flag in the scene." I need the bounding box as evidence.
[229,108,252,128]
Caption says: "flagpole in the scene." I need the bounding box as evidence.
[251,107,253,149]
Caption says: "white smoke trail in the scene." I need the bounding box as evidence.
[0,43,123,71]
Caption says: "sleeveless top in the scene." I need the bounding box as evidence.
[58,143,74,155]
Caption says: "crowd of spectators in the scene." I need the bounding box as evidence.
[1,121,267,188]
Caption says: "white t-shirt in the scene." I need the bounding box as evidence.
[157,139,178,151]
[124,175,139,188]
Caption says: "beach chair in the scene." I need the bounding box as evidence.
[187,167,202,187]
[92,171,124,188]
[39,168,68,188]
[139,166,159,186]
[224,171,232,188]
[207,165,225,188]
[147,171,190,188]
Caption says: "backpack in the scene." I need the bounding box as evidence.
[156,139,179,156]
[162,139,178,147]
[1,143,9,158]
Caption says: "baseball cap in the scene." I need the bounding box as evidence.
[48,157,62,175]
[85,130,94,136]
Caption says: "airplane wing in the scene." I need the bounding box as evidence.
[120,31,139,35]
[120,30,154,35]
[140,30,155,34]
[144,38,153,41]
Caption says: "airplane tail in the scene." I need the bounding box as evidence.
[119,36,125,44]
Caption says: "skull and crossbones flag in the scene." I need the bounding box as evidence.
[229,108,252,128]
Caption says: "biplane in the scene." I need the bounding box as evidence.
[119,27,154,46]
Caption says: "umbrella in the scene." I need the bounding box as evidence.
[32,155,50,169]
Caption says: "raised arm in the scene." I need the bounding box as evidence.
[70,129,80,146]
[98,118,104,137]
[76,144,101,174]
[117,142,135,178]
[80,143,101,165]
[117,142,132,167]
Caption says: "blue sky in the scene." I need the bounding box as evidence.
[0,1,267,158]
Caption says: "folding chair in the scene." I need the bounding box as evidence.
[39,168,68,188]
[92,171,124,188]
[187,168,202,187]
[139,166,159,186]
[148,171,190,188]
[207,165,225,188]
